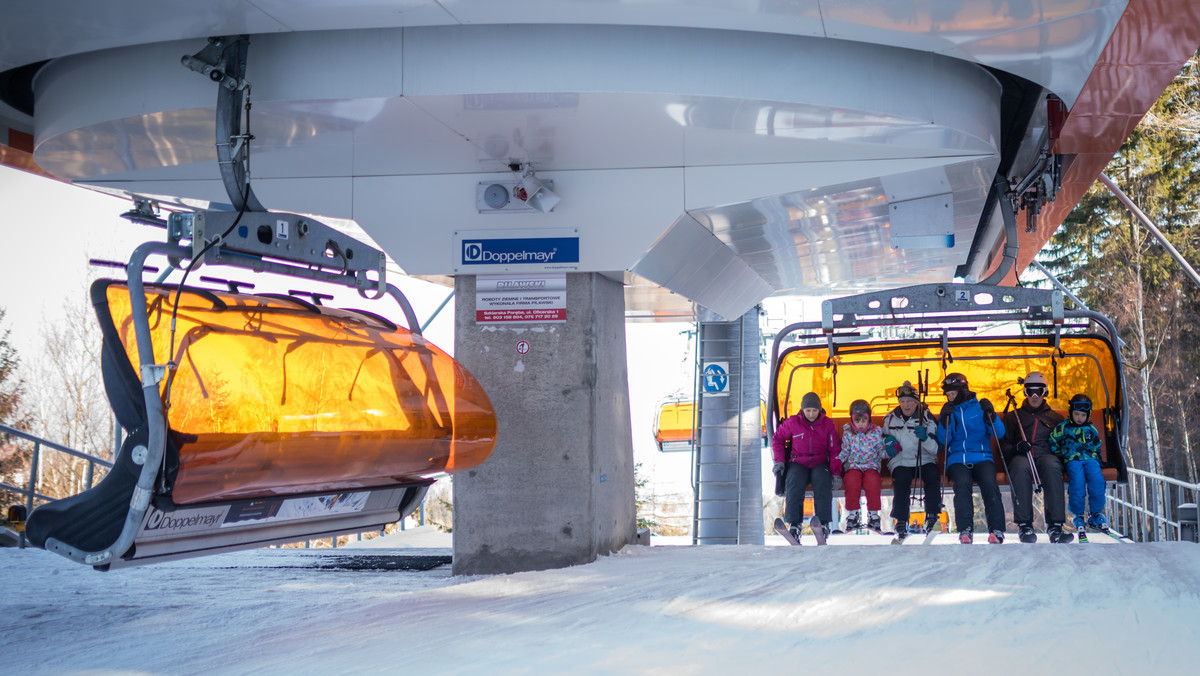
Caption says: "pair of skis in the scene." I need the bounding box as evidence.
[1078,525,1130,543]
[773,515,826,546]
[892,522,941,545]
[774,516,941,546]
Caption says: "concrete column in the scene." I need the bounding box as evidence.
[452,273,636,575]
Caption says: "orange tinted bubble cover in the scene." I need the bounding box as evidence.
[106,284,496,503]
[775,336,1120,419]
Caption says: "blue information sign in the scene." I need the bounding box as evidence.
[455,231,580,272]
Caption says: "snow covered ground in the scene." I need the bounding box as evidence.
[2,527,1198,675]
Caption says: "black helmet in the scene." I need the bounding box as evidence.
[942,373,968,392]
[849,399,871,417]
[1069,393,1092,413]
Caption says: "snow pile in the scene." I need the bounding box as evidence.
[1,532,1197,674]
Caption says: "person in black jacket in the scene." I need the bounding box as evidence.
[1000,371,1071,544]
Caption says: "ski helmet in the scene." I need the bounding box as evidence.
[1023,371,1048,397]
[1069,393,1092,413]
[896,381,919,402]
[942,373,968,394]
[849,399,871,417]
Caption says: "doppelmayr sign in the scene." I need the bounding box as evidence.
[454,228,580,273]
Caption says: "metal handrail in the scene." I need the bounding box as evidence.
[1,422,115,547]
[0,423,115,467]
[1107,467,1200,542]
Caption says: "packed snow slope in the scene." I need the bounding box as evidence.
[2,528,1197,675]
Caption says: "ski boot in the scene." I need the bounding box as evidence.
[867,512,882,532]
[925,514,940,535]
[1072,515,1088,531]
[1048,523,1073,543]
[893,522,908,540]
[987,530,1005,544]
[958,528,973,544]
[789,525,803,543]
[1087,512,1108,530]
[846,511,862,531]
[1017,522,1037,543]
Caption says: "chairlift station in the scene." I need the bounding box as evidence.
[1,1,1198,572]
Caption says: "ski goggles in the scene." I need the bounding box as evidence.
[1023,384,1047,396]
[1070,401,1092,413]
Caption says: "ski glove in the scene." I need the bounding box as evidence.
[772,462,785,478]
[1016,440,1032,454]
[913,425,929,441]
[979,398,996,422]
[832,476,843,491]
[883,435,901,458]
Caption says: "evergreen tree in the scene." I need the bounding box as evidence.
[1,307,32,509]
[1040,51,1200,482]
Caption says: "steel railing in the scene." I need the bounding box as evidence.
[1106,467,1200,542]
[1,422,115,544]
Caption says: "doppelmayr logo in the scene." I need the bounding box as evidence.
[462,237,579,266]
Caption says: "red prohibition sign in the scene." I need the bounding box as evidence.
[516,340,530,355]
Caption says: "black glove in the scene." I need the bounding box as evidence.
[772,462,785,478]
[979,398,996,422]
[1016,440,1032,454]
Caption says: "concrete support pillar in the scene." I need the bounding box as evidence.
[452,273,636,575]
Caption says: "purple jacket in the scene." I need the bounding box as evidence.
[773,412,843,475]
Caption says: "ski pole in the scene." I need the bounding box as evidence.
[1003,389,1041,494]
[991,401,1025,522]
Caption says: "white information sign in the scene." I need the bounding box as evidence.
[476,273,567,324]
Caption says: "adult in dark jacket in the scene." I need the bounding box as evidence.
[1000,371,1071,543]
[936,373,1006,543]
[772,391,843,541]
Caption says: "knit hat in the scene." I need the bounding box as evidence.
[801,392,821,410]
[849,399,871,417]
[896,381,919,402]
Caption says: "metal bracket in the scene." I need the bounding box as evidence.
[181,36,250,92]
[140,364,170,385]
[821,283,1063,332]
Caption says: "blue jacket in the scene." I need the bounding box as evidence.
[1049,421,1102,463]
[937,392,1005,468]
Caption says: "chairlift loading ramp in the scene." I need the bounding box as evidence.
[768,283,1129,492]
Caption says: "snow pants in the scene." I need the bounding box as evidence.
[889,463,942,522]
[947,461,1005,533]
[1008,452,1067,526]
[784,462,833,528]
[1066,458,1106,517]
[842,468,882,512]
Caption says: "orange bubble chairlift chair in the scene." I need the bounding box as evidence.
[26,276,496,569]
[768,283,1129,495]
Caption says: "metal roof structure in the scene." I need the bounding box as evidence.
[2,1,1198,319]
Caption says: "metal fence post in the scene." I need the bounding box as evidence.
[1179,503,1198,543]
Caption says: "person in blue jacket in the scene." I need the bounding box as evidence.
[936,373,1006,544]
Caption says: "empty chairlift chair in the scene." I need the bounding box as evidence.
[26,279,496,569]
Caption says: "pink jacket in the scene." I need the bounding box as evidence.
[773,412,843,475]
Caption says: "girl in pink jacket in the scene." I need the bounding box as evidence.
[839,399,892,532]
